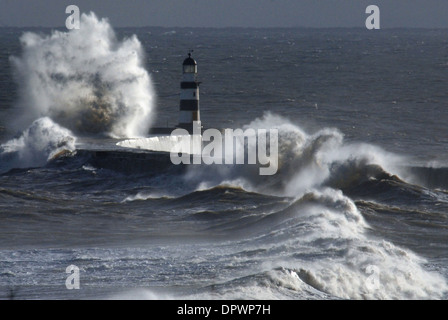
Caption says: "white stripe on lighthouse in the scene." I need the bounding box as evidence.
[180,88,199,100]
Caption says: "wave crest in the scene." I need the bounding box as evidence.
[0,117,76,172]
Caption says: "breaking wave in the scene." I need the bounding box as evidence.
[0,117,75,172]
[179,112,407,197]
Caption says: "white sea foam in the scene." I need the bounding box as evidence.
[122,191,174,202]
[276,189,448,300]
[177,112,405,197]
[0,117,76,171]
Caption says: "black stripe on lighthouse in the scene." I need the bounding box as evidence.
[181,82,199,89]
[180,100,199,111]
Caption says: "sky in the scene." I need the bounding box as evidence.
[1,0,448,28]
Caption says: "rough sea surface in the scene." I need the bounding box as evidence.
[0,15,447,300]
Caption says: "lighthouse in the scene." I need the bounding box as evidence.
[178,52,201,133]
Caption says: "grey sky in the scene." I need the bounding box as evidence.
[0,0,447,28]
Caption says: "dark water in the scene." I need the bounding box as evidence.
[0,23,447,300]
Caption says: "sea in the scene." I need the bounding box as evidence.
[0,13,448,300]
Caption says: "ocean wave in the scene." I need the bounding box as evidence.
[0,117,76,173]
[173,113,407,198]
[406,166,448,190]
[211,188,448,300]
[122,191,175,202]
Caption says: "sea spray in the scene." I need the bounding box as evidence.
[177,112,406,197]
[10,12,154,138]
[0,117,76,172]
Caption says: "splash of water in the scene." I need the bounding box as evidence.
[0,117,76,172]
[178,112,405,197]
[10,12,154,138]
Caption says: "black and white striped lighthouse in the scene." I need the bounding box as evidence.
[178,52,201,133]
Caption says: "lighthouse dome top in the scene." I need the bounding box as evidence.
[183,53,197,66]
[182,53,197,74]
